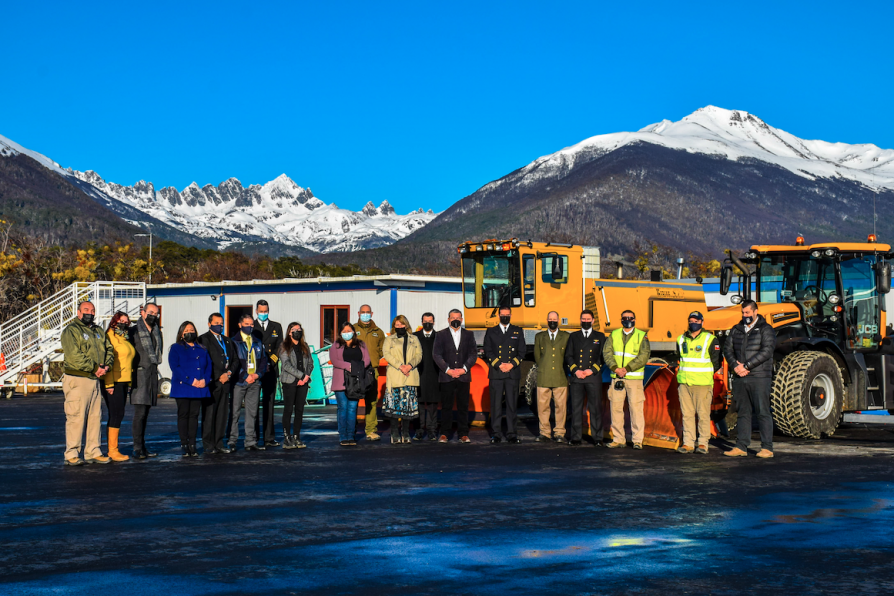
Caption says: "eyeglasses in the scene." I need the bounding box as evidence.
[621,317,635,322]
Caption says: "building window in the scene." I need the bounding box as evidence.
[321,305,350,347]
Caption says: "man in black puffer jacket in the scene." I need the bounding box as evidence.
[722,300,777,458]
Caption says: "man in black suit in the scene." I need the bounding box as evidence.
[565,309,606,447]
[413,312,441,441]
[199,312,239,454]
[484,306,526,444]
[432,309,478,444]
[254,299,283,448]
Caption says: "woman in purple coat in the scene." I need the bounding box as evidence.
[329,322,371,447]
[168,321,212,457]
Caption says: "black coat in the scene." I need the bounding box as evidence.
[198,331,239,382]
[253,319,283,377]
[564,329,606,384]
[432,327,478,383]
[414,329,441,403]
[483,324,526,380]
[723,315,777,378]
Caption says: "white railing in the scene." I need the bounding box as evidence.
[0,282,146,387]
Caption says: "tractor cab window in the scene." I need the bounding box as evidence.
[840,255,880,349]
[758,256,836,308]
[541,255,568,284]
[523,254,536,307]
[462,250,522,309]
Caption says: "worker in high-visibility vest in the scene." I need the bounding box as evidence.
[602,309,650,449]
[675,311,722,454]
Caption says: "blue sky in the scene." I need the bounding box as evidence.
[2,1,891,214]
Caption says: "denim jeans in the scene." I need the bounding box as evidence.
[335,391,358,442]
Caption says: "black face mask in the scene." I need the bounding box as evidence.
[422,322,434,332]
[547,321,558,331]
[621,319,635,329]
[743,315,755,326]
[81,313,94,325]
[688,322,703,333]
[183,332,197,343]
[580,321,592,330]
[145,313,158,327]
[450,320,462,329]
[291,330,303,341]
[499,315,511,326]
[396,327,407,337]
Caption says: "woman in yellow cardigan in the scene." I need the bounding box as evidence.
[382,315,422,444]
[105,311,136,461]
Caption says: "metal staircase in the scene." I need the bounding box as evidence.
[0,282,146,392]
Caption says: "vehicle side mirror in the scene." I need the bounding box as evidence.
[878,263,892,295]
[552,257,564,281]
[720,264,733,296]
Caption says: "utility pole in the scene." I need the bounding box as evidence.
[135,232,154,284]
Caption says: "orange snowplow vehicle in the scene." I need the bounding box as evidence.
[456,238,725,448]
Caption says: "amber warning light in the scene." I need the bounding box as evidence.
[795,235,805,246]
[868,234,878,243]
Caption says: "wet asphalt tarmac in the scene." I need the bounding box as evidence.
[1,394,894,596]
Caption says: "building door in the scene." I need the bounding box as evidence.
[321,305,350,347]
[226,305,254,337]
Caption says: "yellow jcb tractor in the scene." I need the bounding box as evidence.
[457,238,707,399]
[705,235,894,438]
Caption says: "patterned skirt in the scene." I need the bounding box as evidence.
[381,386,419,418]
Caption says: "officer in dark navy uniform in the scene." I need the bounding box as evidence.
[565,309,607,446]
[484,306,527,444]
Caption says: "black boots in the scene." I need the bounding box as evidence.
[283,432,296,449]
[181,445,190,458]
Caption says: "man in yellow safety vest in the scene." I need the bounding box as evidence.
[602,310,650,449]
[675,311,722,454]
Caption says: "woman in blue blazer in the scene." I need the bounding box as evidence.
[169,321,212,457]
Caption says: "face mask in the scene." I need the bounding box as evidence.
[291,330,303,341]
[241,325,254,336]
[499,315,511,325]
[621,318,635,329]
[359,313,372,323]
[145,313,158,327]
[114,326,128,337]
[183,332,197,343]
[547,321,558,331]
[81,313,94,325]
[743,315,755,326]
[257,313,269,322]
[396,327,407,337]
[342,331,355,341]
[450,320,462,329]
[581,321,592,331]
[422,322,434,332]
[688,322,703,333]
[210,324,224,335]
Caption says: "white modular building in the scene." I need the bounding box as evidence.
[148,275,463,379]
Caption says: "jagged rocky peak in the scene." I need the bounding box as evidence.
[378,200,395,216]
[362,201,378,217]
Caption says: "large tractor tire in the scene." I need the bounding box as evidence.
[524,365,538,406]
[771,351,844,439]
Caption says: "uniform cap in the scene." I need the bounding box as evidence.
[688,311,704,321]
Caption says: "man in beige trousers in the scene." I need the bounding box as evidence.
[61,301,114,466]
[675,311,722,454]
[603,310,651,449]
[533,311,571,443]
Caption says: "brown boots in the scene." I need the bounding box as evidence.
[107,427,130,462]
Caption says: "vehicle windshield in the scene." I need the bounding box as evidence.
[757,255,837,307]
[462,250,522,309]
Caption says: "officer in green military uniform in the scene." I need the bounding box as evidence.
[533,311,571,443]
[675,311,721,454]
[355,304,385,441]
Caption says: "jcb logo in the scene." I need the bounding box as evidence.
[858,324,879,335]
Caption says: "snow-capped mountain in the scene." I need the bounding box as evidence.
[0,133,437,253]
[513,105,894,191]
[68,169,436,253]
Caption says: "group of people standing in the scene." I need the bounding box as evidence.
[60,296,778,465]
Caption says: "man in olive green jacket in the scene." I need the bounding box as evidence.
[60,301,114,466]
[355,304,386,440]
[533,311,571,443]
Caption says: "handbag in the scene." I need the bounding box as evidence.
[344,361,370,401]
